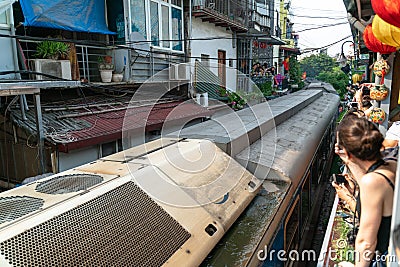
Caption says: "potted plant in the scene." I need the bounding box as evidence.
[30,40,72,80]
[34,40,70,60]
[98,56,114,83]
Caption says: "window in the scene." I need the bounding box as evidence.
[150,1,159,46]
[161,5,170,48]
[100,142,117,157]
[129,0,183,51]
[0,7,10,28]
[130,0,147,39]
[284,197,300,252]
[171,7,182,50]
[0,11,7,25]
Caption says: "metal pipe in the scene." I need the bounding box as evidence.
[34,93,46,174]
[347,13,366,33]
[10,10,28,121]
[19,95,27,120]
[23,95,29,111]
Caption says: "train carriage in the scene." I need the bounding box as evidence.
[0,84,339,266]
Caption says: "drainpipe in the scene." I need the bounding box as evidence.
[10,7,28,121]
[189,0,192,62]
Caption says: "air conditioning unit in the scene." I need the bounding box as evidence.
[169,64,190,81]
[29,59,72,80]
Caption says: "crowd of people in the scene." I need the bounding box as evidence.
[332,98,400,266]
[251,62,276,77]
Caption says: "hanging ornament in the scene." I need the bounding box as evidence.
[372,15,400,48]
[368,107,386,124]
[372,0,400,28]
[373,59,390,84]
[370,84,389,101]
[363,24,397,54]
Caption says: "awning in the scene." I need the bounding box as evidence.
[19,0,115,34]
[279,46,301,55]
[257,36,286,45]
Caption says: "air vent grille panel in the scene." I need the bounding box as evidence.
[35,174,103,194]
[0,182,190,266]
[0,196,44,224]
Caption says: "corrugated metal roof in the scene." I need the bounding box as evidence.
[11,98,213,152]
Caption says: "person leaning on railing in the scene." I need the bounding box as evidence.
[333,114,396,267]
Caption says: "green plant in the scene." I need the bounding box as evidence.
[35,41,70,60]
[98,56,114,70]
[218,87,247,110]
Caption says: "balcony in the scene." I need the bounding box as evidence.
[249,11,271,33]
[192,0,248,32]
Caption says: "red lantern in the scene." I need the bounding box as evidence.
[372,0,400,28]
[363,24,397,54]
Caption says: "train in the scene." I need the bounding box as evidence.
[0,83,339,266]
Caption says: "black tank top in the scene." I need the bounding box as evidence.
[355,159,395,253]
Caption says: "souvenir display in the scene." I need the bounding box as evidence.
[369,107,386,124]
[370,84,389,101]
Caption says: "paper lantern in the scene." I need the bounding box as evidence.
[368,107,386,124]
[373,59,390,84]
[363,24,397,54]
[370,84,389,101]
[372,15,400,48]
[372,0,400,28]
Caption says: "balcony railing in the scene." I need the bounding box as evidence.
[192,0,248,32]
[252,12,271,29]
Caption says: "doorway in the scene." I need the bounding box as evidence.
[218,50,226,87]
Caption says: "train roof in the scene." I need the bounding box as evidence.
[204,90,340,266]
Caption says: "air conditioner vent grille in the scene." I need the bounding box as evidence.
[0,182,190,266]
[0,196,44,225]
[35,174,103,195]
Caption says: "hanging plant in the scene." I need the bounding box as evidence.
[363,24,397,54]
[372,15,400,48]
[370,84,389,101]
[373,59,390,84]
[371,0,400,28]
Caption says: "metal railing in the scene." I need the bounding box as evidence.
[18,39,186,83]
[253,12,271,28]
[192,0,247,26]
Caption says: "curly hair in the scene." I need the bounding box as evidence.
[337,114,384,161]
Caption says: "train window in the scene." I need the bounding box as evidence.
[284,196,300,252]
[301,171,311,235]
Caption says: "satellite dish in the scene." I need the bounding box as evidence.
[129,32,150,56]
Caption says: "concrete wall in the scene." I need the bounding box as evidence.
[190,17,237,91]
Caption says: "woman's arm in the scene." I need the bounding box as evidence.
[354,173,384,266]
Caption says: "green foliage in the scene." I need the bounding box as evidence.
[289,56,303,89]
[35,41,70,60]
[317,67,348,99]
[257,81,273,96]
[300,53,336,78]
[219,87,247,110]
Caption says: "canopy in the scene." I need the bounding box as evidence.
[19,0,115,34]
